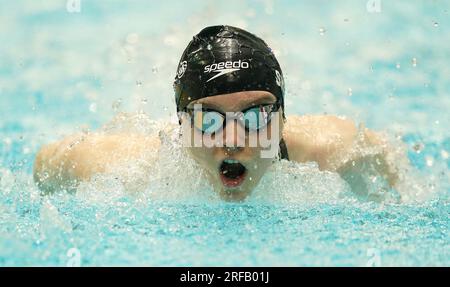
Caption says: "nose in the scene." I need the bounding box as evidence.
[224,145,243,155]
[223,119,245,152]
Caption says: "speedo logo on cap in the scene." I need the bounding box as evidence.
[204,60,249,82]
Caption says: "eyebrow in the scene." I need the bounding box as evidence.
[190,95,276,112]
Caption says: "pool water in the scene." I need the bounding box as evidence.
[0,1,449,266]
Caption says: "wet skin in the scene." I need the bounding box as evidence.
[33,91,399,201]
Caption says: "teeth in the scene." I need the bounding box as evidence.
[224,159,239,164]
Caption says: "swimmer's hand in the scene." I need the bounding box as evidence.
[284,115,400,200]
[33,133,160,194]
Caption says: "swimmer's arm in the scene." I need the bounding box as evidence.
[33,133,160,194]
[283,115,399,188]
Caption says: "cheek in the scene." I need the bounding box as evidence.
[247,157,273,175]
[188,147,213,163]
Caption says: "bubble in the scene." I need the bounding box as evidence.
[347,88,353,97]
[395,63,401,69]
[136,81,143,87]
[411,57,417,67]
[433,22,439,27]
[206,44,212,50]
[152,66,159,74]
[141,98,148,105]
[441,150,448,159]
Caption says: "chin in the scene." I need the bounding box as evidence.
[217,174,260,202]
[219,187,252,202]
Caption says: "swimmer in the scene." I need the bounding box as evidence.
[33,25,399,201]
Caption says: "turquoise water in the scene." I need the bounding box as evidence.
[0,1,449,266]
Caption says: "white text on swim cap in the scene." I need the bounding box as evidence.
[204,60,249,82]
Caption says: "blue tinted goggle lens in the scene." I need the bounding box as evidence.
[189,104,277,134]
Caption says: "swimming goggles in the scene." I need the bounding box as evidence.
[184,103,280,134]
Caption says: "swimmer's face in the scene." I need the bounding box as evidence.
[180,91,284,201]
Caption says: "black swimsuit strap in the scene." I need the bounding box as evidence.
[278,137,289,161]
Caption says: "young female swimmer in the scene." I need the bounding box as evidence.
[34,25,399,201]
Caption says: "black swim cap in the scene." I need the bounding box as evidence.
[173,25,285,118]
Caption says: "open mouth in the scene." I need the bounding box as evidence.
[219,159,247,188]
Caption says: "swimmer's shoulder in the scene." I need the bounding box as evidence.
[282,114,361,169]
[33,113,170,192]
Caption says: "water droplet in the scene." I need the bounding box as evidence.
[425,156,434,167]
[319,27,326,36]
[89,103,97,113]
[412,142,424,153]
[411,57,417,67]
[112,98,122,111]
